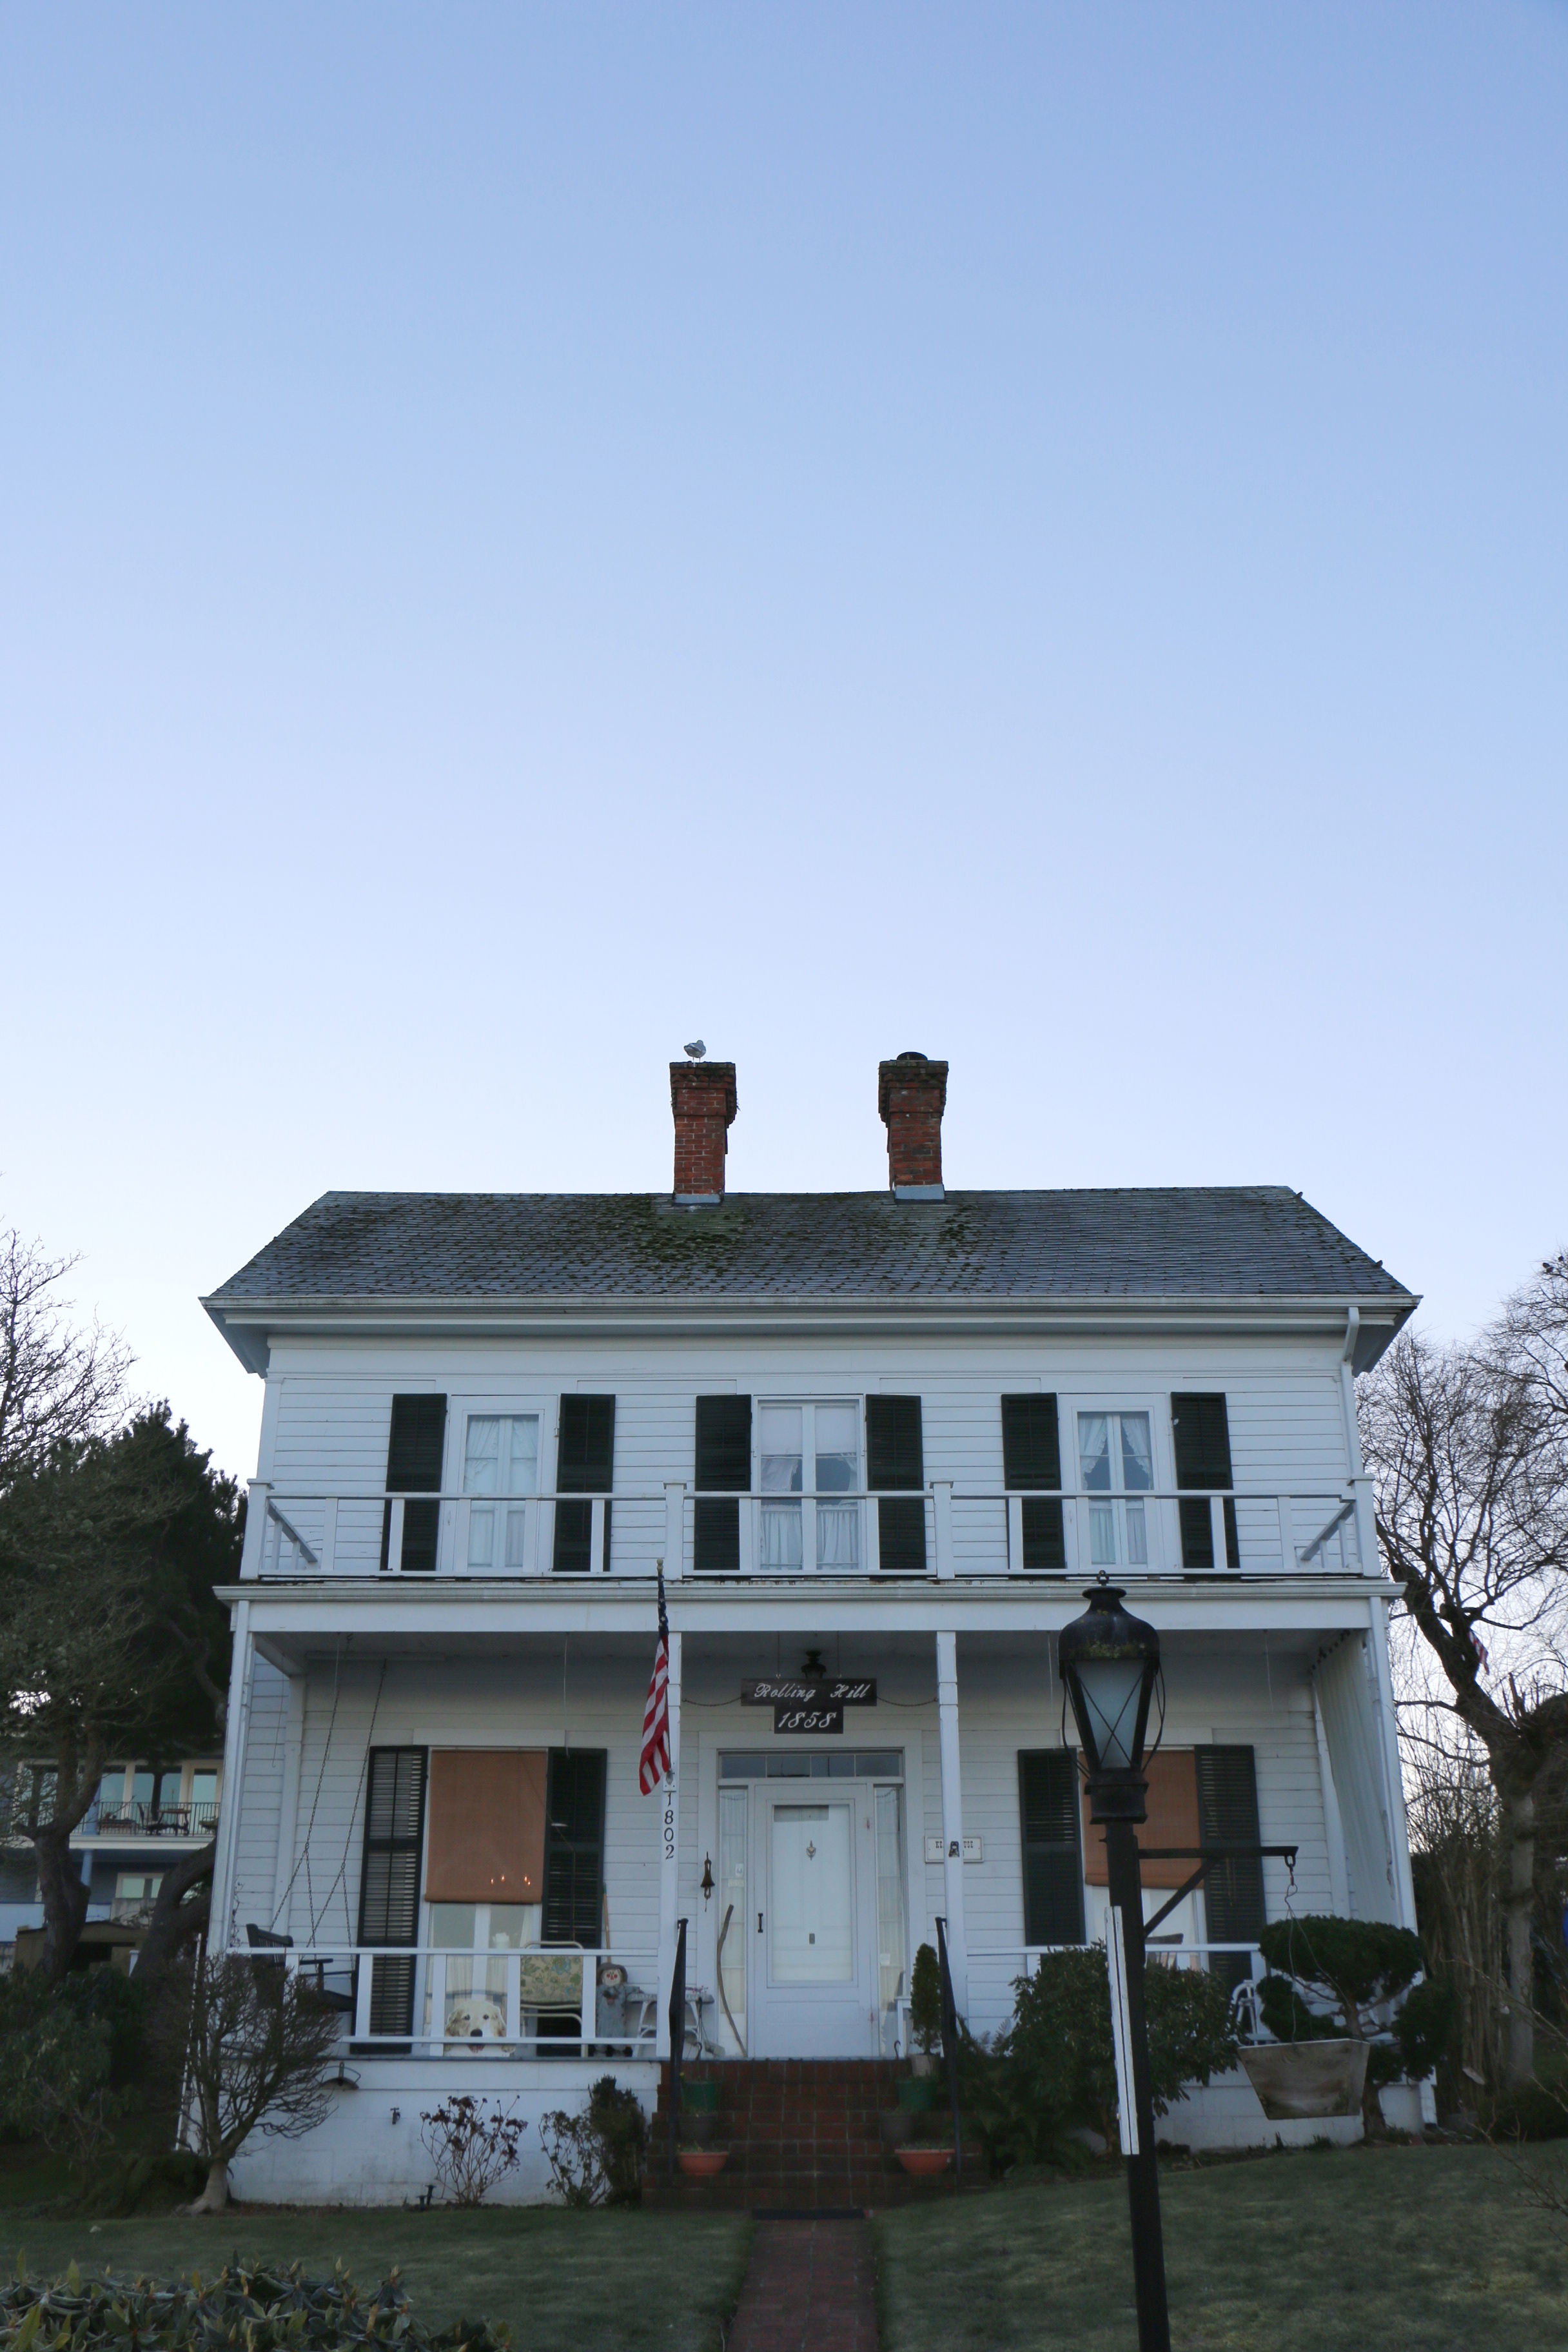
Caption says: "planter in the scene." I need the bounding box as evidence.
[895,2146,953,2175]
[896,2077,938,2113]
[679,2080,722,2114]
[880,2108,915,2147]
[909,2053,939,2077]
[676,2147,729,2177]
[1240,2039,1369,2121]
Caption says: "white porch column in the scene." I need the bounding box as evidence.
[208,1598,254,1952]
[1311,1681,1351,1917]
[655,1629,683,2059]
[269,1673,306,1934]
[935,1629,969,2017]
[1367,1593,1420,1930]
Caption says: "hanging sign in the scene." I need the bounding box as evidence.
[740,1677,877,1707]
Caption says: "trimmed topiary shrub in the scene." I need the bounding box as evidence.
[1257,1914,1431,2134]
[0,2259,509,2351]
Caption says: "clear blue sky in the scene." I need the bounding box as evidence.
[3,5,1564,1482]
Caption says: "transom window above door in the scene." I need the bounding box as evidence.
[462,1415,540,1570]
[1077,1411,1155,1567]
[760,1402,861,1570]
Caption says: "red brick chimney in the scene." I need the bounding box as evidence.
[670,1059,738,1202]
[878,1052,948,1199]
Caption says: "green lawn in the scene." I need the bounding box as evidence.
[0,2205,752,2352]
[874,2144,1568,2352]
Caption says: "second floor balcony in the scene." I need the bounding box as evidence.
[252,1478,1371,1584]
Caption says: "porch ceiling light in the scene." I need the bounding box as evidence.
[1059,1579,1163,1821]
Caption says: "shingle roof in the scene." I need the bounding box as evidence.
[206,1188,1413,1308]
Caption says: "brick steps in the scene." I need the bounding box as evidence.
[642,2059,984,2212]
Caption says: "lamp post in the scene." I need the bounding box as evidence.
[1059,1580,1170,2352]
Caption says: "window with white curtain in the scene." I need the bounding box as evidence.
[463,1415,540,1569]
[1077,1411,1154,1567]
[759,1401,861,1570]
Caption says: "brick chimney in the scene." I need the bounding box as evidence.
[878,1052,948,1199]
[670,1059,738,1202]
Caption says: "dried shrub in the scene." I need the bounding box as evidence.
[418,2096,527,2208]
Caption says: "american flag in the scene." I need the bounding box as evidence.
[639,1562,672,1794]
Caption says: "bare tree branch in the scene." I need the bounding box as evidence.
[0,1228,131,1493]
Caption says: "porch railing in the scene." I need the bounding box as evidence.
[231,1941,662,2057]
[249,1480,1370,1581]
[86,1801,220,1839]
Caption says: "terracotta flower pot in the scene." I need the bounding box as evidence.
[1239,2039,1369,2121]
[896,2145,953,2175]
[676,2146,730,2177]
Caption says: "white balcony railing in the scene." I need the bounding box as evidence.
[250,1482,1370,1581]
[230,1941,663,2057]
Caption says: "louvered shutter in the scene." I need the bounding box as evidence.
[1018,1750,1084,1945]
[694,1396,750,1576]
[1001,1395,1066,1571]
[867,1396,925,1574]
[1195,1745,1265,1990]
[553,1396,615,1574]
[542,1749,607,1946]
[380,1396,447,1573]
[356,1747,427,2041]
[1171,1394,1240,1569]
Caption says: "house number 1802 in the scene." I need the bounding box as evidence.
[663,1794,676,1863]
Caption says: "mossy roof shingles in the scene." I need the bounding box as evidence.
[206,1189,1412,1306]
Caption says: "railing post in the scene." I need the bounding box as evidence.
[932,1481,954,1581]
[664,1484,685,1582]
[320,1496,338,1576]
[505,1950,521,2049]
[387,1497,406,1574]
[354,1950,374,2043]
[1350,1473,1378,1577]
[1007,1495,1024,1574]
[240,1482,270,1579]
[1210,1493,1229,1574]
[591,1496,607,1576]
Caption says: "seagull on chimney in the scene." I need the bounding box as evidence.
[684,1040,706,1060]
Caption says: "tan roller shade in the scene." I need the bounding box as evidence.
[426,1750,547,1903]
[1083,1749,1200,1889]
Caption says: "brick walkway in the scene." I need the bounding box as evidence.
[726,2218,879,2352]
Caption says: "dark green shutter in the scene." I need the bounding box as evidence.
[867,1396,925,1574]
[1001,1395,1065,1570]
[1018,1750,1084,1945]
[554,1397,615,1574]
[355,1747,427,2041]
[543,1749,607,1945]
[694,1396,750,1575]
[1195,1745,1264,1990]
[1171,1394,1239,1569]
[380,1396,446,1573]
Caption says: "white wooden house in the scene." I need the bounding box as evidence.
[202,1053,1422,2202]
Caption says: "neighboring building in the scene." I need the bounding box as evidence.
[202,1053,1423,2203]
[1,1758,224,1949]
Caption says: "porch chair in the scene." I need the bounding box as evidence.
[244,1922,355,2013]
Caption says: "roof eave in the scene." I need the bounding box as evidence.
[201,1286,1419,1369]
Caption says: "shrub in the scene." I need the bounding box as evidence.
[962,1947,1238,2168]
[539,2077,647,2208]
[418,2097,527,2208]
[0,2258,509,2350]
[172,1952,341,2212]
[0,1975,119,2185]
[1257,1914,1429,2134]
[910,1943,943,2057]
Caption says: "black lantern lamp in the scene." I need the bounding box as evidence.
[1057,1576,1171,2352]
[1059,1578,1164,1821]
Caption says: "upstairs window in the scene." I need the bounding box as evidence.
[463,1415,540,1571]
[1171,1394,1240,1569]
[553,1396,614,1574]
[1077,1411,1154,1568]
[759,1402,861,1570]
[1001,1395,1065,1570]
[867,1395,925,1575]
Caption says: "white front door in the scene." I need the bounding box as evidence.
[752,1789,877,2056]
